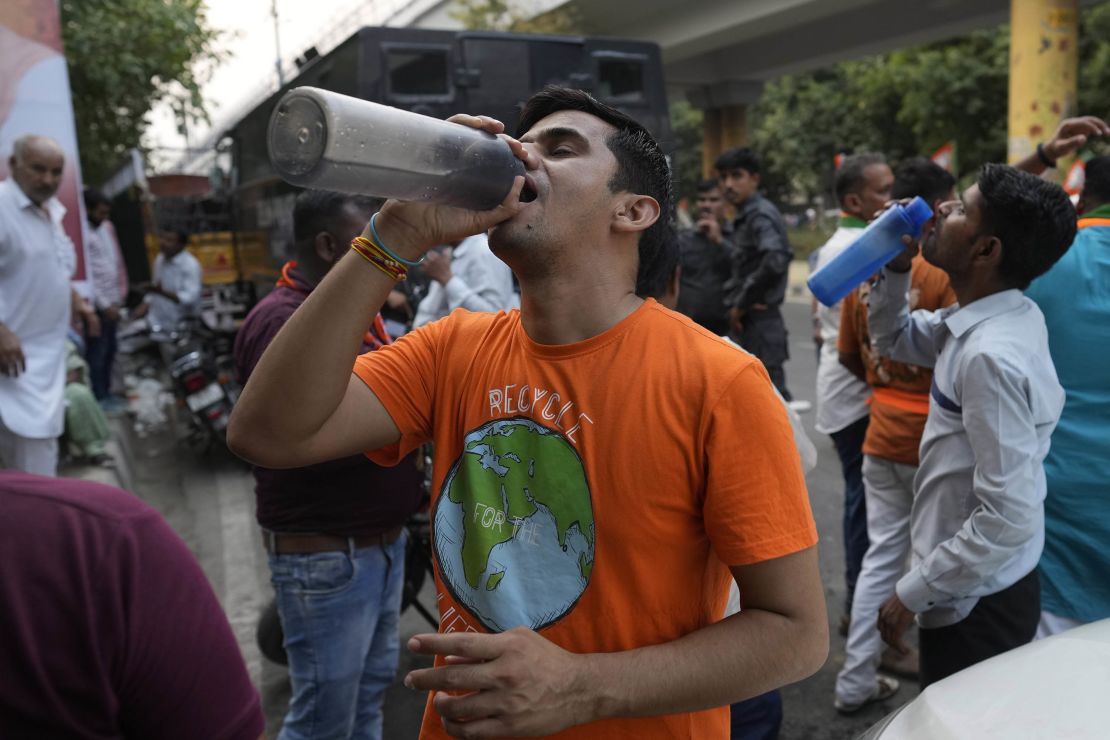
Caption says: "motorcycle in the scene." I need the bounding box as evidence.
[117,317,240,455]
[166,322,240,455]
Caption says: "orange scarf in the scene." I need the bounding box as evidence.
[277,261,392,350]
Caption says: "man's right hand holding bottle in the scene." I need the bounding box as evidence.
[370,115,537,261]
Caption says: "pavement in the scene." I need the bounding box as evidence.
[56,275,918,739]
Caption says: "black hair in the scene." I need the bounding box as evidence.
[696,177,720,193]
[1082,155,1110,207]
[158,227,190,245]
[714,147,761,176]
[891,157,956,204]
[977,164,1077,289]
[834,153,887,205]
[517,86,675,292]
[635,231,680,300]
[293,189,382,243]
[83,189,111,211]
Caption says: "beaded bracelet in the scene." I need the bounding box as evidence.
[350,238,407,281]
[369,212,425,267]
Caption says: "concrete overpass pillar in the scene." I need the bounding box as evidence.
[1008,0,1079,169]
[688,81,763,177]
[702,105,749,177]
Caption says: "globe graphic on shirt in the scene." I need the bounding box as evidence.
[433,417,595,632]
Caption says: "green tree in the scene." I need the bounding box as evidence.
[752,0,1110,200]
[669,100,703,206]
[60,0,224,184]
[450,0,582,34]
[1079,1,1110,129]
[751,30,1007,200]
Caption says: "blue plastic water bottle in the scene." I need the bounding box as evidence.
[808,197,933,307]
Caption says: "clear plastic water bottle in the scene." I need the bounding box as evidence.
[267,87,526,211]
[808,197,933,306]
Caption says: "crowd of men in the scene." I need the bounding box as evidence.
[1,88,1109,740]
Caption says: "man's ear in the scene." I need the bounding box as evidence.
[314,231,340,263]
[842,192,862,216]
[613,194,661,234]
[1076,193,1088,216]
[973,233,1003,270]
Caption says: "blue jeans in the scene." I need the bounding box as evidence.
[830,415,870,613]
[730,690,782,739]
[85,311,117,401]
[269,533,406,740]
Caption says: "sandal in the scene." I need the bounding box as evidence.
[834,675,900,715]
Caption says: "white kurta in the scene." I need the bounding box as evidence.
[0,178,75,439]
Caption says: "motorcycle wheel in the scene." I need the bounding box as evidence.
[185,419,213,456]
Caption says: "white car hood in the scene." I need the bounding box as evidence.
[880,619,1110,738]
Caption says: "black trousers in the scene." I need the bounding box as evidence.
[918,568,1040,689]
[731,306,791,400]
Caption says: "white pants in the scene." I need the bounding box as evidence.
[835,455,916,704]
[0,417,58,476]
[1035,610,1083,640]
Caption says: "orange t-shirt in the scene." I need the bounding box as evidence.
[838,256,957,465]
[353,299,817,740]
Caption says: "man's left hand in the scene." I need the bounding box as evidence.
[423,249,454,285]
[729,306,745,334]
[878,593,916,655]
[405,627,598,738]
[81,309,101,338]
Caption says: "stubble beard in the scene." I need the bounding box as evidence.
[489,217,563,281]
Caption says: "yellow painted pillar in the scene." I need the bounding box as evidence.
[1008,0,1079,173]
[702,104,748,177]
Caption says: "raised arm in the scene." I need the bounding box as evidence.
[1013,115,1108,177]
[227,116,530,469]
[868,261,947,369]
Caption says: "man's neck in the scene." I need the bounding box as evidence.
[839,211,868,228]
[948,272,1012,308]
[297,261,328,287]
[1080,201,1110,219]
[733,193,756,210]
[517,267,642,345]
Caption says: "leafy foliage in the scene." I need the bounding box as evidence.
[669,100,704,206]
[60,0,224,183]
[450,0,583,34]
[752,1,1110,200]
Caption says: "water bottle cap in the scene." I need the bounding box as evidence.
[903,196,933,232]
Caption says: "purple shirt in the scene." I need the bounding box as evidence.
[0,471,264,740]
[233,278,423,536]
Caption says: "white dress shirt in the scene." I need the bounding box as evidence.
[86,221,123,310]
[145,249,203,329]
[813,226,872,434]
[0,178,75,438]
[869,267,1064,628]
[412,233,518,328]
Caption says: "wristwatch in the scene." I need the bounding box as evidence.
[1036,142,1057,169]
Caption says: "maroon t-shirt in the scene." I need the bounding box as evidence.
[0,471,264,740]
[233,277,423,536]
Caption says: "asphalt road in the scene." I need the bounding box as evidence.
[94,295,917,740]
